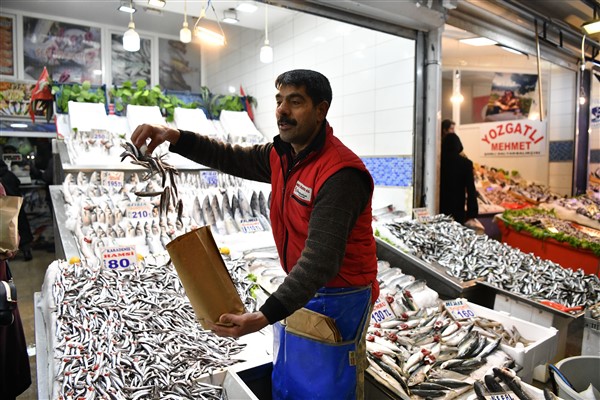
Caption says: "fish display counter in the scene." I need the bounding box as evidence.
[34,255,272,399]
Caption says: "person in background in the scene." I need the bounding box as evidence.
[441,118,456,139]
[0,159,33,261]
[494,90,520,113]
[132,69,379,399]
[0,182,32,399]
[439,132,479,225]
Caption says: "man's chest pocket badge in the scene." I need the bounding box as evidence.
[292,180,313,206]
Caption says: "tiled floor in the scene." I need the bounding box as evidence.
[12,248,57,400]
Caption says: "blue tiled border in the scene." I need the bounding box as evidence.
[591,149,600,163]
[549,140,574,162]
[361,156,413,187]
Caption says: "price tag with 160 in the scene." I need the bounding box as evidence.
[370,297,395,324]
[101,246,137,269]
[444,299,475,321]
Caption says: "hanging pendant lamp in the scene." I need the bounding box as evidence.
[180,0,192,43]
[260,5,273,63]
[123,0,140,52]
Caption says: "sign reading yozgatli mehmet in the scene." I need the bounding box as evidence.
[480,119,546,157]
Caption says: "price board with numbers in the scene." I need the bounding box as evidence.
[201,171,219,187]
[126,201,153,219]
[101,171,124,189]
[91,130,110,140]
[101,246,137,269]
[443,299,476,321]
[239,218,264,233]
[370,297,396,324]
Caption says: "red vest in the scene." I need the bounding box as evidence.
[269,123,380,301]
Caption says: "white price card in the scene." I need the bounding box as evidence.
[239,218,264,233]
[201,171,218,187]
[444,299,476,321]
[101,246,137,269]
[91,129,110,140]
[126,201,153,219]
[101,171,124,189]
[370,297,396,324]
[485,392,516,400]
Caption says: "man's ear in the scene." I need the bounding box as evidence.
[316,101,329,123]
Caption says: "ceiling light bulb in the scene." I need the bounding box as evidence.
[450,92,464,104]
[123,21,140,52]
[260,41,273,63]
[180,21,191,43]
[147,0,166,8]
[236,3,258,13]
[582,20,600,35]
[222,9,239,24]
[459,37,497,46]
[118,3,136,13]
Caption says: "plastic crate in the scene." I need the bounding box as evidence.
[582,314,600,356]
[468,302,559,384]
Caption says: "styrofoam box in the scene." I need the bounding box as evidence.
[468,301,559,384]
[582,316,600,356]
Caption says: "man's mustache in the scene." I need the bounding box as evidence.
[278,118,297,126]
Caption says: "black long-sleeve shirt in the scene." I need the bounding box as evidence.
[170,129,371,323]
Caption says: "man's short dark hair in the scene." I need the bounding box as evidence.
[442,119,455,132]
[275,69,332,107]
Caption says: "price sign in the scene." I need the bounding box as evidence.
[91,129,110,140]
[126,201,153,219]
[370,297,396,324]
[443,299,475,321]
[201,171,219,187]
[485,392,516,400]
[101,171,124,189]
[239,218,264,233]
[546,225,559,234]
[101,246,137,269]
[412,208,433,223]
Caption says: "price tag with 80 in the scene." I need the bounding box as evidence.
[370,297,396,324]
[126,201,153,219]
[101,246,137,269]
[443,298,475,321]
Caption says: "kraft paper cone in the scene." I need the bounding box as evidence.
[286,307,342,343]
[166,226,244,329]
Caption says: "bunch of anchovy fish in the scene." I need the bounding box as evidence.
[49,254,257,399]
[382,216,600,308]
[120,142,183,223]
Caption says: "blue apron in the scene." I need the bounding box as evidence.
[272,286,372,400]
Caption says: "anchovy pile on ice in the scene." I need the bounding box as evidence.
[377,216,600,309]
[46,253,258,399]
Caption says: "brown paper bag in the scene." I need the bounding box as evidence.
[0,196,23,253]
[166,226,244,329]
[286,307,342,343]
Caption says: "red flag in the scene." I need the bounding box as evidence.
[29,67,53,123]
[240,85,254,121]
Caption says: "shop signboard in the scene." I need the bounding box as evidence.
[479,119,546,157]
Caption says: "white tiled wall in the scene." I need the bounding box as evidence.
[203,11,416,211]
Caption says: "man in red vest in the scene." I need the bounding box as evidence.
[132,69,379,399]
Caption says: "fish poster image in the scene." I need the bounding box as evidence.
[111,33,152,86]
[22,16,102,84]
[484,73,539,122]
[0,14,16,78]
[158,39,201,92]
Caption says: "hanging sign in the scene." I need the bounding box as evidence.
[480,120,546,157]
[201,170,218,187]
[370,297,396,324]
[443,298,475,321]
[239,218,264,233]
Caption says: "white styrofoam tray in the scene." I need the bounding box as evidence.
[468,301,559,383]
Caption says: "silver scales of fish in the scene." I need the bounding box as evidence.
[365,261,527,400]
[381,215,600,310]
[48,253,258,399]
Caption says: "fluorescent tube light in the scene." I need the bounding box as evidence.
[582,20,600,35]
[147,0,166,8]
[459,37,497,46]
[236,3,258,13]
[118,3,136,13]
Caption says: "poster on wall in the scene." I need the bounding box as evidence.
[479,119,547,157]
[484,73,539,122]
[158,38,200,92]
[22,16,102,84]
[0,14,16,78]
[111,33,152,86]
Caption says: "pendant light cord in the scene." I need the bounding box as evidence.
[265,5,269,43]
